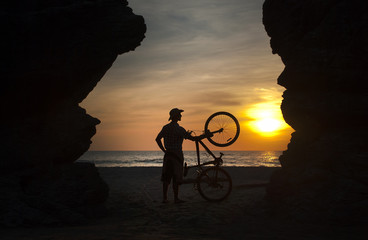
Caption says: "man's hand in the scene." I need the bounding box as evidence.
[187,130,193,136]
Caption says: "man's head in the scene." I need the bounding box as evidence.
[169,108,184,122]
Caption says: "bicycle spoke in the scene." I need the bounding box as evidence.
[205,112,240,147]
[197,167,232,202]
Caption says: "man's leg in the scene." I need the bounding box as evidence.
[173,182,179,201]
[173,180,185,203]
[162,156,171,203]
[163,181,169,203]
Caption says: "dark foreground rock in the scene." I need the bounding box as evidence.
[263,0,368,223]
[0,0,145,226]
[0,163,108,227]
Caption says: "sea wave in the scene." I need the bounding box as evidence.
[77,151,282,167]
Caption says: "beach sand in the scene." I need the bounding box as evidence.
[2,167,363,240]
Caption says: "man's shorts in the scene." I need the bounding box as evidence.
[161,151,184,184]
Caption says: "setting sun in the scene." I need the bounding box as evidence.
[245,102,290,137]
[255,118,282,132]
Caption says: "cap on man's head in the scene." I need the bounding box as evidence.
[169,108,184,121]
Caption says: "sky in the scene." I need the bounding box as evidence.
[81,0,294,151]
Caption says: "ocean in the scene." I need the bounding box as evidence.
[77,151,282,167]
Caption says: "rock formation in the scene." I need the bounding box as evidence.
[263,0,368,223]
[0,0,145,226]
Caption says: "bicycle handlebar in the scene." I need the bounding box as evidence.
[190,128,223,139]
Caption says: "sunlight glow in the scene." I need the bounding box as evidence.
[245,102,289,137]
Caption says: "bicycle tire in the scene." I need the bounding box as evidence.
[197,167,232,202]
[204,112,240,147]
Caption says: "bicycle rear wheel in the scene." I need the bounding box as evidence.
[197,167,232,202]
[204,112,240,147]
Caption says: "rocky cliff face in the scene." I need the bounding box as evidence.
[0,0,145,226]
[263,0,368,222]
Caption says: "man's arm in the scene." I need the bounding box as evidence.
[155,134,166,153]
[185,130,213,141]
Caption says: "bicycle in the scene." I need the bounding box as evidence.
[183,111,240,202]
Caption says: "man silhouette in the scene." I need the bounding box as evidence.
[156,108,210,203]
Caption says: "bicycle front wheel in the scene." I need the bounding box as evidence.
[197,167,232,202]
[204,112,240,147]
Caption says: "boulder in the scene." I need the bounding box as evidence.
[0,0,146,226]
[263,0,368,223]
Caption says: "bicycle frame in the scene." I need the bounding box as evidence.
[183,127,228,181]
[195,140,222,167]
[185,138,223,173]
[181,112,236,201]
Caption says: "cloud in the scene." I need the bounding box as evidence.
[102,0,278,85]
[81,0,288,150]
